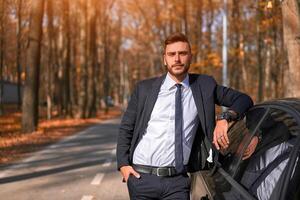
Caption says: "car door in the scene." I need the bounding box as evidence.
[192,102,300,200]
[191,107,269,200]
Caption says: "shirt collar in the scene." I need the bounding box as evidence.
[162,73,190,90]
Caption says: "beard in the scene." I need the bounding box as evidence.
[166,63,190,77]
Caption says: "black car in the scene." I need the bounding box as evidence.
[191,98,300,200]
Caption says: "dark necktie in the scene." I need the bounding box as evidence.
[175,83,184,173]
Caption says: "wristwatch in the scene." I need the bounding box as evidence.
[216,110,238,123]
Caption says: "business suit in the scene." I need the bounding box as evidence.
[117,73,253,172]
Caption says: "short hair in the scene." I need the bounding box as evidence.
[163,32,191,53]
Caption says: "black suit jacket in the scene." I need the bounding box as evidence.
[117,73,253,172]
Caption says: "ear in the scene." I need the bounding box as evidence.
[189,53,193,61]
[163,55,167,66]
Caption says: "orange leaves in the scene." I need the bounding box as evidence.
[0,107,121,164]
[190,52,222,70]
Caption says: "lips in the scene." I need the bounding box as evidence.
[172,64,184,68]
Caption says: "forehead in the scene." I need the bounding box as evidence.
[165,41,190,52]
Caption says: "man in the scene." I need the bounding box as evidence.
[117,32,253,199]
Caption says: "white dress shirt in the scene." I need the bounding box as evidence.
[133,73,199,167]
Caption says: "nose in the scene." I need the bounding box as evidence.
[175,53,181,63]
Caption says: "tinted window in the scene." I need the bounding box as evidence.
[207,108,269,200]
[219,107,268,176]
[236,108,299,200]
[209,107,300,200]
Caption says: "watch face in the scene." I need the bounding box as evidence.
[224,112,229,119]
[217,113,225,120]
[218,112,231,122]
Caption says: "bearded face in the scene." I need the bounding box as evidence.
[164,42,192,80]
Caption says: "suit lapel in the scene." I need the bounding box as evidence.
[139,74,166,134]
[139,74,207,137]
[189,74,207,134]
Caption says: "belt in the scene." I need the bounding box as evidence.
[133,164,184,177]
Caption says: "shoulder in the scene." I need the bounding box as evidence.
[130,76,161,98]
[189,73,217,85]
[136,75,164,89]
[137,76,159,86]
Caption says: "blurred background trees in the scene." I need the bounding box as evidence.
[21,0,44,132]
[0,0,299,132]
[282,0,300,97]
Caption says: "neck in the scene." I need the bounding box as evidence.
[168,73,187,83]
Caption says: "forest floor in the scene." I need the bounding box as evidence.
[0,105,121,165]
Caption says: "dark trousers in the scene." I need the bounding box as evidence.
[127,173,191,200]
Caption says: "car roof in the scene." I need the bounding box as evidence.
[257,98,300,109]
[251,98,300,122]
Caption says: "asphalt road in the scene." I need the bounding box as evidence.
[0,118,129,200]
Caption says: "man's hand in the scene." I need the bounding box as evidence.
[242,136,259,160]
[213,119,229,150]
[120,165,140,182]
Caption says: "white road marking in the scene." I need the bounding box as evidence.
[81,195,94,200]
[91,173,104,185]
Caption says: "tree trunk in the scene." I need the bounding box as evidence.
[282,0,300,97]
[240,10,248,93]
[0,0,6,115]
[70,8,80,114]
[194,0,203,63]
[183,0,188,36]
[257,2,264,102]
[110,12,122,107]
[21,0,45,133]
[264,43,272,98]
[86,0,98,117]
[46,0,55,120]
[16,0,23,110]
[77,0,88,118]
[272,0,283,98]
[103,38,110,114]
[102,6,111,114]
[63,0,71,116]
[231,0,242,90]
[206,0,214,58]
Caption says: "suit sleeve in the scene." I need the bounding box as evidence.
[213,78,254,118]
[116,84,139,170]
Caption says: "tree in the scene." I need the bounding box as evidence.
[77,0,88,118]
[16,0,23,109]
[101,0,116,113]
[21,0,45,132]
[45,0,54,120]
[256,0,265,102]
[2,0,299,121]
[0,0,6,115]
[86,0,99,117]
[62,0,71,116]
[282,0,300,97]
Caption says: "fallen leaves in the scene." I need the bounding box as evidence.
[0,107,121,164]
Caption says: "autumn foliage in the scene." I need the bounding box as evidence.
[0,106,121,164]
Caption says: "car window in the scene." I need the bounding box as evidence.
[203,108,268,200]
[209,107,300,200]
[219,107,268,177]
[235,108,300,200]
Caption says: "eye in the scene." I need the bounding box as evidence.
[179,51,188,56]
[167,52,176,56]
